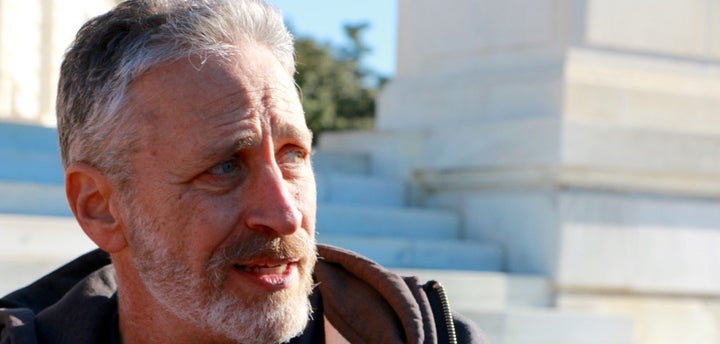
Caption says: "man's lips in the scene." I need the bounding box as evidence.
[233,260,296,274]
[230,259,300,290]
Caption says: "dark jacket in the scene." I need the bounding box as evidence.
[0,244,486,343]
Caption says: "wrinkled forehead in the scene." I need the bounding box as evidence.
[121,48,307,143]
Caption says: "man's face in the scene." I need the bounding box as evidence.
[119,44,317,343]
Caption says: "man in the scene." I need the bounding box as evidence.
[0,0,484,343]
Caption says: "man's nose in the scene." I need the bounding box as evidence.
[244,164,303,236]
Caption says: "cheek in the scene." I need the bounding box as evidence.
[184,194,241,235]
[295,177,317,231]
[155,191,240,260]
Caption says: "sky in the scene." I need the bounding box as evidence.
[266,0,398,77]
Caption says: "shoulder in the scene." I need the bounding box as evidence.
[0,250,116,344]
[0,307,38,343]
[1,249,111,313]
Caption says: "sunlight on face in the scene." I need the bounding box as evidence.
[118,44,318,343]
[124,197,317,343]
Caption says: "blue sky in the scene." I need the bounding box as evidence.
[266,0,398,77]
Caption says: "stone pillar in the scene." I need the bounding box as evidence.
[0,0,43,123]
[319,0,720,342]
[0,0,115,125]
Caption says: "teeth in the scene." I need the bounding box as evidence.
[237,263,288,274]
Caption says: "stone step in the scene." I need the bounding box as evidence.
[316,173,407,208]
[316,203,460,240]
[392,269,553,311]
[0,122,58,155]
[0,182,70,216]
[0,152,64,184]
[311,151,371,176]
[465,309,634,344]
[0,122,63,185]
[318,236,504,271]
[0,214,92,260]
[0,214,95,296]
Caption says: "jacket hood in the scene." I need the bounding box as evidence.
[315,245,438,343]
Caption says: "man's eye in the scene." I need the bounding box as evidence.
[208,159,239,175]
[280,149,306,165]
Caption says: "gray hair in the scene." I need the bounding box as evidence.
[57,0,295,187]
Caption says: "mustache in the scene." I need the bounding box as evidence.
[207,232,317,272]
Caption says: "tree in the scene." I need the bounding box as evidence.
[293,23,387,143]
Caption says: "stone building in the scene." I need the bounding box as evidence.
[319,1,720,343]
[0,0,116,125]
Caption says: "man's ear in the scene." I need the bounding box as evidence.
[65,162,127,253]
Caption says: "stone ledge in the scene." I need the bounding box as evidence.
[0,214,93,260]
[465,308,634,344]
[557,223,720,296]
[392,268,553,311]
[558,292,720,344]
[416,165,720,199]
[0,182,70,216]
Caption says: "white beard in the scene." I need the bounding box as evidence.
[123,200,317,344]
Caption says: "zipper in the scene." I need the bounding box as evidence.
[424,280,457,344]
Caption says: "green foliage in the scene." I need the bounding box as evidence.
[293,23,387,142]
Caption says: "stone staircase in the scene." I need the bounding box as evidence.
[314,151,505,272]
[311,150,633,344]
[0,122,634,343]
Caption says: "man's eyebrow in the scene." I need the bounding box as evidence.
[236,135,259,149]
[197,132,259,164]
[274,124,313,144]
